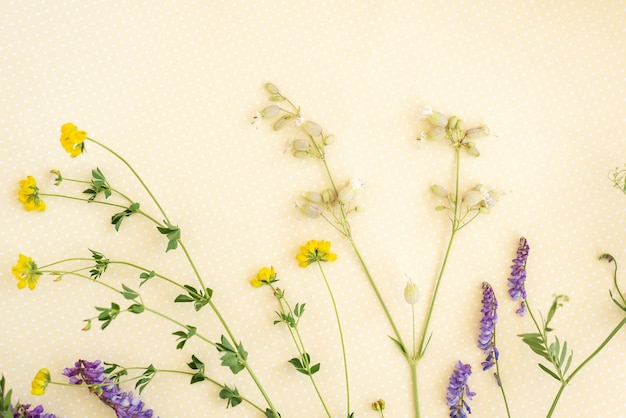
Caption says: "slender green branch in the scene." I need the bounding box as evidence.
[492,327,512,418]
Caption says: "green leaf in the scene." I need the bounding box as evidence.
[89,249,110,279]
[538,363,561,381]
[310,362,321,375]
[388,335,408,357]
[559,340,568,367]
[156,221,181,252]
[173,325,197,349]
[294,303,306,318]
[95,302,121,329]
[121,284,139,300]
[139,270,156,287]
[219,385,243,408]
[265,409,281,418]
[173,285,212,311]
[288,357,303,370]
[563,352,574,376]
[135,364,156,394]
[83,167,112,200]
[190,373,205,384]
[128,303,145,314]
[187,354,204,371]
[111,202,141,231]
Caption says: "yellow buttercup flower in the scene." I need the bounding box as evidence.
[31,368,50,396]
[12,254,42,290]
[18,176,46,212]
[60,123,87,157]
[250,266,277,288]
[296,240,337,268]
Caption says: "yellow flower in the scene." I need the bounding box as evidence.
[250,266,277,288]
[60,123,87,157]
[31,368,50,396]
[12,254,42,290]
[296,240,337,268]
[18,176,46,212]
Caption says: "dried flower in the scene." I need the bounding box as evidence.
[420,126,447,141]
[250,266,277,288]
[446,361,475,418]
[464,126,490,140]
[30,368,50,396]
[338,178,367,205]
[508,237,530,316]
[422,106,448,127]
[50,169,63,186]
[371,398,386,411]
[59,123,86,158]
[18,176,46,212]
[12,254,42,290]
[478,282,499,371]
[295,201,323,218]
[296,240,337,268]
[63,359,155,417]
[462,184,502,210]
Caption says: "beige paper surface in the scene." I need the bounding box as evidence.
[1,1,625,417]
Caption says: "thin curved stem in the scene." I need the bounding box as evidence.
[316,261,351,416]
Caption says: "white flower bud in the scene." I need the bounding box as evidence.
[420,126,447,141]
[321,188,337,203]
[431,184,448,198]
[404,280,419,305]
[302,191,323,203]
[302,121,322,137]
[265,83,279,94]
[338,185,356,205]
[464,126,490,140]
[291,139,310,152]
[295,201,323,218]
[323,134,335,145]
[260,105,280,118]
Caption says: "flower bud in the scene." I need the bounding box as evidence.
[465,143,480,157]
[420,126,446,141]
[265,83,279,94]
[302,191,323,203]
[338,185,356,205]
[321,188,336,203]
[447,116,459,129]
[372,399,386,411]
[303,121,322,137]
[291,138,311,152]
[273,115,291,130]
[464,126,490,140]
[296,201,323,218]
[435,205,447,211]
[455,119,465,132]
[422,107,448,127]
[430,184,448,198]
[323,134,334,145]
[293,151,309,158]
[260,105,280,118]
[404,280,419,305]
[355,205,365,212]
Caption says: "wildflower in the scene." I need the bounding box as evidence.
[478,282,499,371]
[31,368,50,396]
[251,266,277,288]
[59,123,87,157]
[508,237,529,316]
[462,184,502,210]
[404,277,419,305]
[9,403,58,417]
[50,169,63,185]
[422,106,448,127]
[12,254,42,290]
[295,201,323,218]
[446,361,475,418]
[296,240,337,267]
[18,176,46,212]
[420,126,447,141]
[63,359,155,417]
[338,178,367,205]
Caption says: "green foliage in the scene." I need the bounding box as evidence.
[89,249,110,280]
[216,335,247,375]
[83,167,112,200]
[274,302,306,328]
[103,362,128,382]
[0,375,13,417]
[174,285,212,311]
[186,355,206,384]
[172,325,197,349]
[219,384,243,408]
[288,352,320,376]
[135,364,156,394]
[111,202,140,231]
[121,284,140,300]
[156,220,180,252]
[139,270,155,287]
[264,409,282,418]
[95,302,121,329]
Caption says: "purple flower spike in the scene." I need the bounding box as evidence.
[478,282,499,371]
[446,361,475,418]
[63,360,156,418]
[10,403,57,418]
[508,237,529,315]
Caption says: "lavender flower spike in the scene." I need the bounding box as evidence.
[446,361,475,418]
[9,403,57,418]
[508,237,530,316]
[63,359,156,418]
[478,282,499,371]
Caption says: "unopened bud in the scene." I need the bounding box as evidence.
[430,184,448,198]
[321,188,336,203]
[302,121,322,137]
[447,116,459,129]
[338,185,356,205]
[260,105,280,118]
[420,126,446,141]
[355,205,365,213]
[296,201,323,218]
[371,399,386,411]
[404,280,419,305]
[464,126,490,140]
[265,83,279,94]
[291,139,310,152]
[323,134,334,145]
[302,191,323,203]
[465,143,480,157]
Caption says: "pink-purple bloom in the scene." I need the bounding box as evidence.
[446,361,475,418]
[508,237,529,316]
[63,360,156,418]
[478,282,499,371]
[9,403,57,418]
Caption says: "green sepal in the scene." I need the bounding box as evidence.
[388,335,408,357]
[264,409,282,418]
[111,202,140,231]
[219,384,243,408]
[156,220,180,252]
[135,364,156,394]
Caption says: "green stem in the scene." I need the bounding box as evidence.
[546,383,567,418]
[62,177,135,204]
[316,261,351,416]
[410,362,420,418]
[493,328,512,418]
[87,138,171,224]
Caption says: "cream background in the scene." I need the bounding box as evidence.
[1,1,625,417]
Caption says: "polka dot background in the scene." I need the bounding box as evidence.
[1,1,625,417]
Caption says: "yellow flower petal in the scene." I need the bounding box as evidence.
[31,368,50,396]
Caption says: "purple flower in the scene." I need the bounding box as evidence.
[446,361,475,418]
[9,403,57,418]
[63,360,156,418]
[478,282,499,371]
[508,237,529,316]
